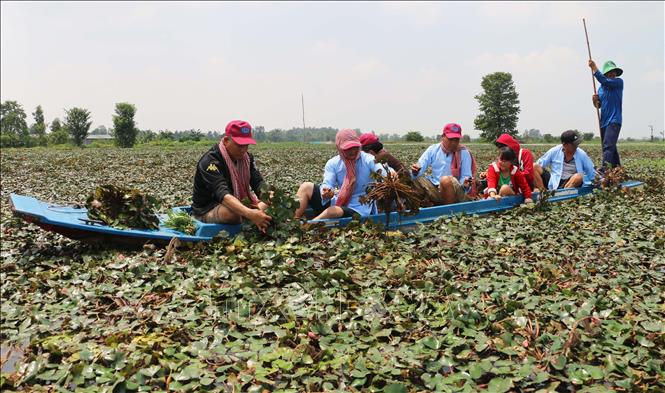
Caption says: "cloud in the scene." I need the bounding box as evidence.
[475,1,540,21]
[311,40,341,56]
[351,59,390,78]
[382,2,447,26]
[468,46,580,75]
[642,68,665,84]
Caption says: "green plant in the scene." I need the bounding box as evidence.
[85,184,160,229]
[163,210,197,235]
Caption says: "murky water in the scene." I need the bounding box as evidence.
[1,340,28,374]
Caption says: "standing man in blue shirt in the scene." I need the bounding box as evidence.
[589,59,623,171]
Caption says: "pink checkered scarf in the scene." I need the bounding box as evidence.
[335,129,361,207]
[218,140,259,205]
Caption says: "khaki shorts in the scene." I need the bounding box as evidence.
[195,204,240,224]
[413,176,468,206]
[450,177,469,202]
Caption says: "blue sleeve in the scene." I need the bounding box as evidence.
[460,149,472,181]
[594,70,624,89]
[581,152,597,184]
[536,148,553,168]
[413,145,433,178]
[320,158,337,197]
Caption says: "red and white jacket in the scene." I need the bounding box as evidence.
[495,134,535,188]
[485,162,532,199]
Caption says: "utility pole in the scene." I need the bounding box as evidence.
[301,93,306,143]
[649,125,654,142]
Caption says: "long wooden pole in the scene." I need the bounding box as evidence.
[583,18,603,142]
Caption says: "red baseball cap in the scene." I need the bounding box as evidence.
[225,120,256,145]
[443,123,463,139]
[359,133,379,146]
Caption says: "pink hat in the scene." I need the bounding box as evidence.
[336,129,362,150]
[443,123,463,139]
[225,120,256,145]
[359,133,379,146]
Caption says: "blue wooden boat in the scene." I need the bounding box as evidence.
[9,180,643,245]
[9,194,241,246]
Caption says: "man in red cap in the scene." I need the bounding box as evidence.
[359,133,405,173]
[410,123,477,205]
[192,120,272,232]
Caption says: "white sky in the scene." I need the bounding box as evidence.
[1,1,663,138]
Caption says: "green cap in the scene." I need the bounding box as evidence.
[601,60,623,76]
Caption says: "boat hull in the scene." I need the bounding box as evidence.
[9,180,643,245]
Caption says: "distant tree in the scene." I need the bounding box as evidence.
[582,132,595,141]
[404,131,424,142]
[157,130,175,140]
[522,128,542,141]
[137,130,156,144]
[253,125,266,142]
[474,72,521,141]
[50,117,62,133]
[30,105,47,146]
[48,118,69,145]
[90,125,109,135]
[462,135,471,143]
[64,107,92,146]
[30,105,46,135]
[542,133,556,143]
[1,100,30,147]
[112,103,138,147]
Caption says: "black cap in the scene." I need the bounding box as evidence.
[561,130,582,146]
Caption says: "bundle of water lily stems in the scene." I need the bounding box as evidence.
[596,166,628,190]
[85,184,160,230]
[361,165,422,227]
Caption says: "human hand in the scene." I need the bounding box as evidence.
[491,193,501,201]
[592,94,601,109]
[247,209,272,233]
[478,171,487,180]
[588,59,598,72]
[524,198,533,204]
[321,187,334,200]
[410,163,421,175]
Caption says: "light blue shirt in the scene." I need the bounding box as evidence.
[412,143,472,185]
[320,151,387,216]
[536,145,597,189]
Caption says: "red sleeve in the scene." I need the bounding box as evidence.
[486,164,498,196]
[521,150,534,179]
[514,170,532,199]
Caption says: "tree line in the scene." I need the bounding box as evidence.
[2,71,657,148]
[0,100,446,147]
[0,101,138,148]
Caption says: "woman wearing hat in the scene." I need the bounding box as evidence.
[359,133,405,174]
[589,59,624,171]
[294,129,393,220]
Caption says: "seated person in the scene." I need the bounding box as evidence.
[533,130,597,190]
[295,129,391,220]
[359,133,405,173]
[494,133,536,191]
[410,123,477,205]
[485,147,533,203]
[191,120,271,232]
